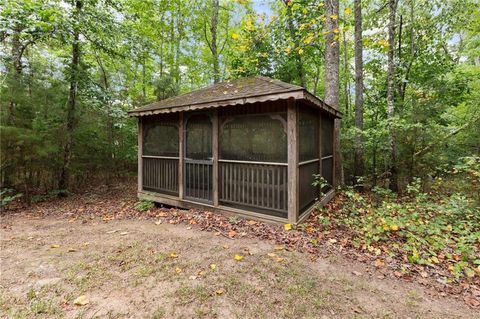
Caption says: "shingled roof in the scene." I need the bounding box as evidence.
[128,76,341,118]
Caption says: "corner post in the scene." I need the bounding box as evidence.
[287,99,298,223]
[212,109,219,206]
[318,111,323,197]
[179,112,184,199]
[137,117,143,193]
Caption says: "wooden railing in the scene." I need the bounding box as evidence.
[299,159,320,211]
[142,156,179,195]
[184,161,213,202]
[219,160,288,215]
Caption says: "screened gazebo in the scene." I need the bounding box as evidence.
[128,76,341,223]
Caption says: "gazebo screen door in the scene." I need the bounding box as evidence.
[184,113,213,202]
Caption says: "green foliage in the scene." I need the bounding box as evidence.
[134,200,155,212]
[0,188,22,206]
[317,176,480,280]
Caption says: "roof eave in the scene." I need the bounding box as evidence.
[127,89,342,119]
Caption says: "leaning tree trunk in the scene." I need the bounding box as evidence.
[324,0,343,187]
[354,0,365,184]
[59,0,82,191]
[387,0,399,192]
[210,0,220,83]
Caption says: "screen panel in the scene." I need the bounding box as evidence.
[321,115,334,157]
[299,108,319,162]
[143,120,179,157]
[220,114,287,163]
[186,114,212,160]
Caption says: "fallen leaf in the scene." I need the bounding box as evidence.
[284,223,292,231]
[328,239,337,244]
[73,295,89,306]
[223,245,230,249]
[228,230,237,238]
[154,220,162,225]
[175,267,183,274]
[216,288,225,295]
[274,245,284,251]
[169,252,178,258]
[267,253,277,258]
[186,226,192,230]
[50,244,60,248]
[234,254,244,261]
[390,225,399,231]
[276,257,284,262]
[68,248,77,253]
[464,296,480,308]
[210,264,217,271]
[375,259,385,268]
[247,220,257,226]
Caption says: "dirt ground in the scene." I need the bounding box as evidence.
[1,215,477,319]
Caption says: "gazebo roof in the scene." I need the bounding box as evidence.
[128,76,341,118]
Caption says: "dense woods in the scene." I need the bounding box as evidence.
[1,0,479,201]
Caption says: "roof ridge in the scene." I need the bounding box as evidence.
[255,76,304,91]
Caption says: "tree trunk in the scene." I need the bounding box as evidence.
[324,0,343,187]
[210,0,220,83]
[284,0,306,87]
[354,0,365,184]
[59,0,82,191]
[387,0,399,192]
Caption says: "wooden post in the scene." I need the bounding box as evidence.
[178,112,184,199]
[212,110,219,206]
[287,99,298,223]
[137,117,143,193]
[318,110,323,197]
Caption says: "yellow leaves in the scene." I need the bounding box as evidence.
[283,223,292,231]
[50,244,60,248]
[175,267,183,274]
[446,224,453,232]
[210,263,217,271]
[231,32,239,40]
[333,28,340,34]
[233,254,244,261]
[298,48,304,55]
[344,7,352,15]
[73,295,89,306]
[377,38,389,48]
[169,252,178,258]
[284,47,292,54]
[330,15,338,20]
[390,224,399,231]
[215,288,225,295]
[303,35,314,44]
[245,19,254,31]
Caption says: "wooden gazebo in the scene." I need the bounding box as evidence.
[128,76,341,223]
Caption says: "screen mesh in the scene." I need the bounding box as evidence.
[143,120,179,157]
[321,115,334,156]
[299,109,319,162]
[220,114,287,163]
[186,114,212,160]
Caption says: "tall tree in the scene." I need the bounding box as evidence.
[353,0,365,183]
[207,0,220,83]
[387,0,399,192]
[59,0,82,191]
[324,0,342,186]
[283,0,306,86]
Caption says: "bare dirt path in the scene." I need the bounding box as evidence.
[1,215,476,319]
